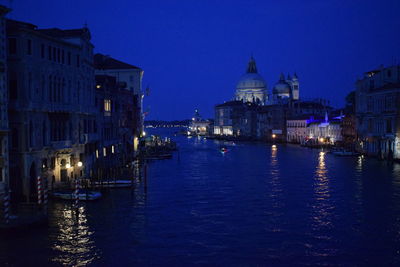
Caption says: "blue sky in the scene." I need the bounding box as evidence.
[4,0,400,120]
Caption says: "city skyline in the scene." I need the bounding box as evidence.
[5,0,400,120]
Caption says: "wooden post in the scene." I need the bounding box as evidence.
[37,176,43,206]
[3,190,10,224]
[74,178,80,209]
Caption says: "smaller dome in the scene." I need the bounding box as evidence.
[273,81,291,95]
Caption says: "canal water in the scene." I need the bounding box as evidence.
[1,128,400,266]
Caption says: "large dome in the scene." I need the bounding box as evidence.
[236,73,267,91]
[235,56,267,105]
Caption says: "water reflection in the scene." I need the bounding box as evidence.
[269,145,284,212]
[356,155,365,173]
[311,151,333,231]
[50,204,100,266]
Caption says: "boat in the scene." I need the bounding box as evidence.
[92,180,132,188]
[220,146,228,153]
[144,153,173,160]
[52,189,102,200]
[332,150,359,156]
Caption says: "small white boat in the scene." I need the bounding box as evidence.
[92,180,132,188]
[52,190,102,200]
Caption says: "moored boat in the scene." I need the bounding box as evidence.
[331,150,359,156]
[92,180,132,188]
[52,189,102,201]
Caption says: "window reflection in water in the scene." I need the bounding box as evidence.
[51,204,100,266]
[311,151,333,231]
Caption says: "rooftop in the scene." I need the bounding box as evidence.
[94,53,141,70]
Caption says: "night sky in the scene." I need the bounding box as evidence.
[4,0,400,120]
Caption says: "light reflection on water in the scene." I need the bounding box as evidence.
[311,151,333,232]
[50,204,100,266]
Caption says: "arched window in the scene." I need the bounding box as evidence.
[42,121,46,146]
[48,75,52,101]
[11,128,18,148]
[29,121,34,148]
[62,78,65,103]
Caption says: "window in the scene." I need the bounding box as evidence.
[76,55,80,67]
[27,39,32,55]
[104,99,111,112]
[61,50,65,64]
[368,119,373,132]
[53,47,56,61]
[57,48,61,63]
[48,75,52,101]
[8,38,17,54]
[386,119,392,133]
[42,121,47,146]
[11,128,18,148]
[9,79,17,100]
[67,52,71,65]
[369,80,375,89]
[387,70,392,78]
[48,46,52,60]
[41,44,45,58]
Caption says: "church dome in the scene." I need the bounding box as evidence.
[236,73,267,91]
[235,56,267,104]
[273,81,291,94]
[273,73,291,95]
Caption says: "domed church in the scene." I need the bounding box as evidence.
[270,73,300,103]
[235,57,267,105]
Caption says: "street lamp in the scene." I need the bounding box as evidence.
[66,163,71,169]
[77,161,83,167]
[272,134,276,139]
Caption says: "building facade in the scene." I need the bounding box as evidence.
[355,65,400,159]
[214,101,257,137]
[0,5,10,200]
[94,53,143,153]
[286,116,310,144]
[306,115,342,145]
[6,19,97,201]
[94,75,136,180]
[188,109,211,136]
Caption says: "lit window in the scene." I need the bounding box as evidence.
[103,147,107,157]
[104,99,111,112]
[111,145,115,154]
[95,149,99,158]
[96,85,101,89]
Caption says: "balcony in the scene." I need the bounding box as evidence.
[81,133,99,144]
[50,140,72,149]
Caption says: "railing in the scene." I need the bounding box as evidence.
[50,140,72,149]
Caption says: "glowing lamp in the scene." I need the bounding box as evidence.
[77,161,83,167]
[66,163,71,169]
[272,134,276,139]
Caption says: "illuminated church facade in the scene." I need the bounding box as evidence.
[235,57,299,105]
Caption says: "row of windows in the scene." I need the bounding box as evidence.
[8,37,81,67]
[287,121,307,128]
[11,118,98,150]
[366,94,396,112]
[8,73,92,105]
[366,118,393,134]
